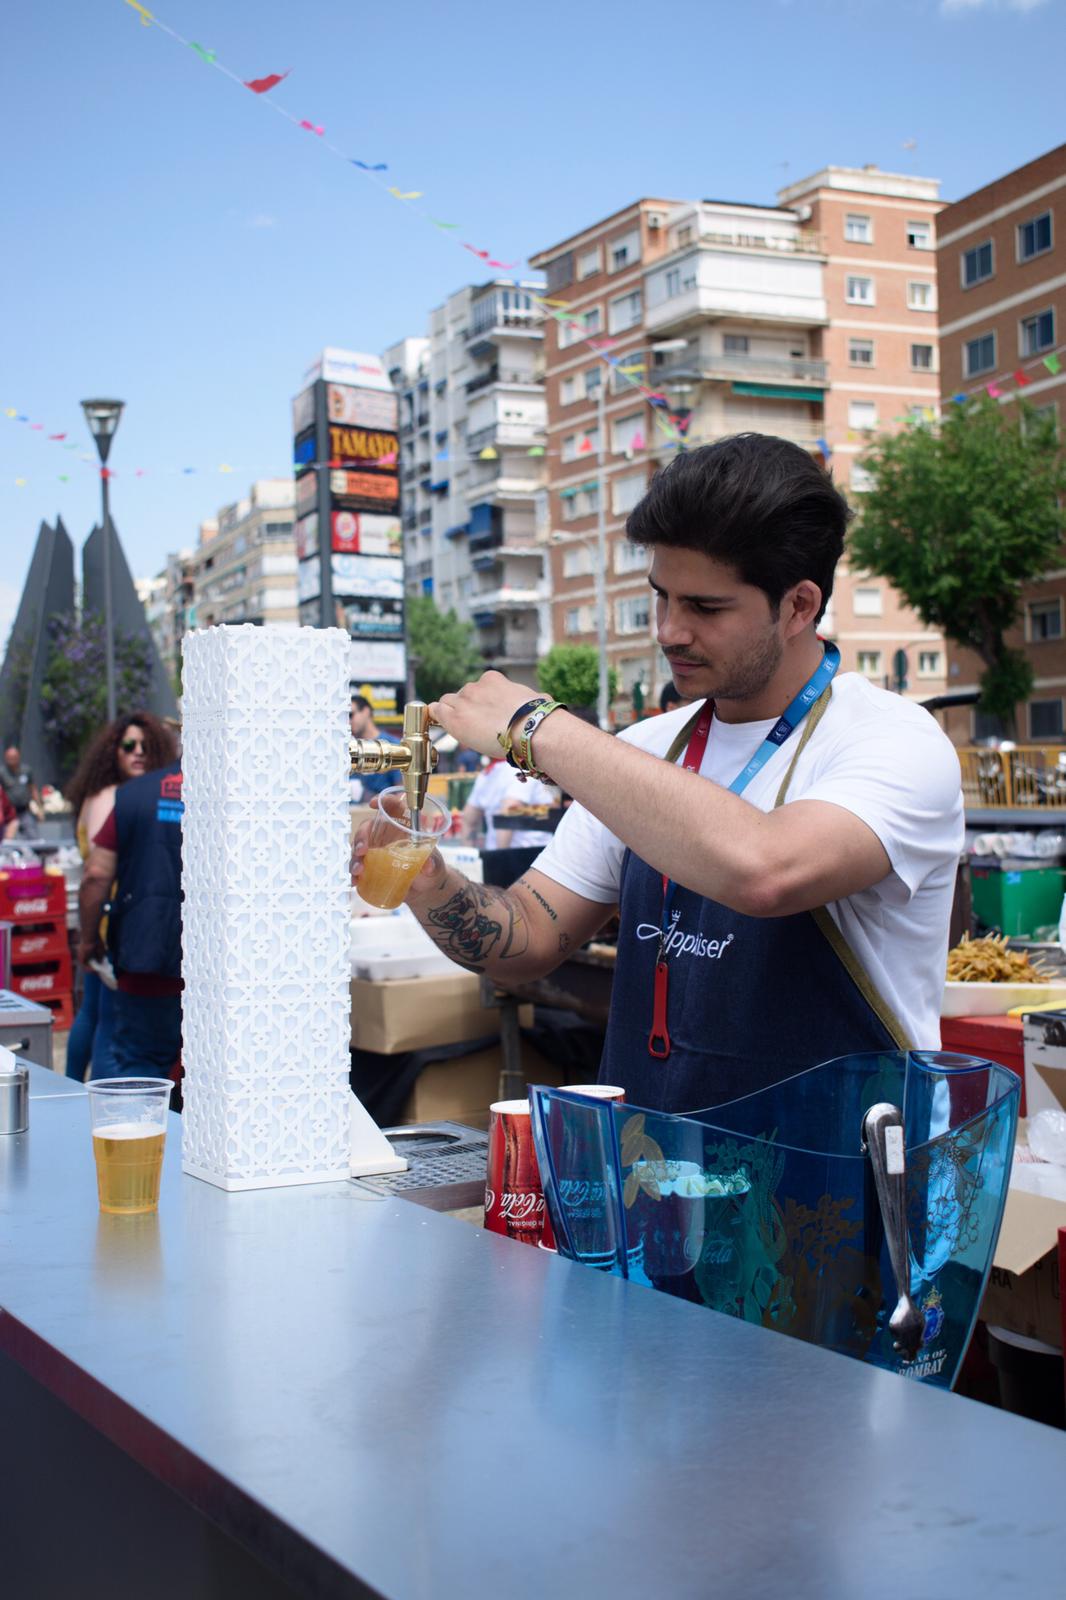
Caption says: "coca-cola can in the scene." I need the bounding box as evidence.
[484,1099,555,1251]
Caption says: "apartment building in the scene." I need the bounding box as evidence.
[936,143,1066,744]
[385,280,549,680]
[779,165,948,701]
[189,479,298,633]
[532,174,948,721]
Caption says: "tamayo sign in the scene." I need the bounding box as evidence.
[327,425,398,471]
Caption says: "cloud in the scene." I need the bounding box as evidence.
[247,213,278,229]
[941,0,1049,13]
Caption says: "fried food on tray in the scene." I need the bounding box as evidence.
[945,933,1053,984]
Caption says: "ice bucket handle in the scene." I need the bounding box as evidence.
[862,1102,924,1362]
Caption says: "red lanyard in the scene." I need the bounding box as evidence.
[649,703,713,1059]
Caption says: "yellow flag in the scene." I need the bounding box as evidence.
[479,447,498,461]
[125,0,154,24]
[389,188,422,201]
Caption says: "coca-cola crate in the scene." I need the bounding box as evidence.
[0,874,67,924]
[11,923,68,964]
[11,950,73,1003]
[42,992,75,1032]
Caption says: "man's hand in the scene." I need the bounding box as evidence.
[429,671,540,758]
[77,933,104,969]
[349,798,446,898]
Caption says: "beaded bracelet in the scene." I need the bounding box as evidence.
[511,698,567,782]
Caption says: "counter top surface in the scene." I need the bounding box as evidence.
[3,1065,1066,1600]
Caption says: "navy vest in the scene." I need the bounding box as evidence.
[108,763,183,978]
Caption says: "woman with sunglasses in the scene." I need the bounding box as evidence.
[64,712,177,1081]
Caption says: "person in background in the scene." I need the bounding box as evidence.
[77,752,183,1083]
[460,757,557,850]
[64,713,177,1082]
[349,694,399,802]
[0,743,41,838]
[659,681,686,714]
[0,785,17,840]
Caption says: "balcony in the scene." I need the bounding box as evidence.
[466,421,546,453]
[467,303,543,358]
[645,245,827,337]
[471,585,547,612]
[465,364,543,395]
[655,351,828,389]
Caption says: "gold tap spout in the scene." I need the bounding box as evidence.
[350,698,438,819]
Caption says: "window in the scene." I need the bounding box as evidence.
[907,280,935,311]
[848,400,878,431]
[1028,598,1063,642]
[609,230,641,273]
[614,540,647,574]
[612,412,645,455]
[545,252,574,292]
[584,366,602,395]
[677,224,693,247]
[561,544,591,578]
[1028,402,1059,439]
[907,219,933,251]
[962,240,994,288]
[845,275,875,305]
[848,339,875,367]
[723,334,750,355]
[578,246,601,279]
[612,471,646,516]
[608,290,643,334]
[1021,308,1055,357]
[853,586,883,617]
[964,332,996,377]
[848,463,874,493]
[557,306,602,348]
[1031,700,1065,740]
[911,343,935,371]
[665,268,681,298]
[615,595,650,634]
[561,434,578,463]
[845,213,873,244]
[857,651,882,677]
[564,605,594,636]
[613,350,646,393]
[560,375,578,406]
[1018,212,1053,263]
[918,651,942,677]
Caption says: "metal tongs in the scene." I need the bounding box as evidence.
[862,1103,924,1362]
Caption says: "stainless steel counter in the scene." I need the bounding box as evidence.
[2,1064,1066,1599]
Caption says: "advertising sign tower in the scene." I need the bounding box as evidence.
[293,348,406,727]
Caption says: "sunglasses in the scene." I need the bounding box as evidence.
[120,739,146,754]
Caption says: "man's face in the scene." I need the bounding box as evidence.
[350,703,372,739]
[3,746,18,771]
[649,546,787,705]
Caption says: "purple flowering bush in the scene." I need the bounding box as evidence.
[40,611,153,776]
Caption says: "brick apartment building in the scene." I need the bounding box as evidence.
[936,142,1066,745]
[531,170,949,722]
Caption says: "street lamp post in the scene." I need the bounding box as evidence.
[594,374,609,731]
[81,399,125,722]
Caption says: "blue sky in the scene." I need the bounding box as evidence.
[3,0,1065,643]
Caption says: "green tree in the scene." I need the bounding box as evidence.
[405,594,485,704]
[39,611,154,778]
[537,644,618,707]
[849,397,1066,731]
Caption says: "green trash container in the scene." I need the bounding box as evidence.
[970,860,1064,938]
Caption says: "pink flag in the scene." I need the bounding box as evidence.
[487,259,518,270]
[463,244,491,259]
[299,120,324,135]
[985,382,1002,398]
[631,432,645,452]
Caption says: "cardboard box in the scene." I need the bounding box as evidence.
[399,1040,567,1125]
[982,1130,1066,1349]
[350,971,532,1054]
[1022,1009,1066,1118]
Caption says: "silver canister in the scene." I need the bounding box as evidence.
[0,1062,29,1134]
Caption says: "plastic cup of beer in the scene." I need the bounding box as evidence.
[87,1078,174,1216]
[358,786,451,910]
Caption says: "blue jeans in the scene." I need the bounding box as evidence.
[110,990,182,1081]
[65,970,117,1082]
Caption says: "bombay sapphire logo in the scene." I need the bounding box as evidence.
[921,1286,945,1346]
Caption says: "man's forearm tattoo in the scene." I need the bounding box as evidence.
[425,883,530,972]
[517,876,557,922]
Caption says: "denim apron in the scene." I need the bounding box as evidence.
[599,688,910,1113]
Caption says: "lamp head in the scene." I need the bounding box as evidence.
[81,399,125,464]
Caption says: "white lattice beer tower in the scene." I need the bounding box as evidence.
[181,625,354,1190]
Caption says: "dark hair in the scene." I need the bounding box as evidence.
[659,682,684,713]
[626,435,850,624]
[65,711,178,816]
[350,694,372,714]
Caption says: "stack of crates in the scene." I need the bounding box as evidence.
[0,867,74,1031]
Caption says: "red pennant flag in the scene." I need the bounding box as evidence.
[462,244,490,259]
[49,432,67,440]
[577,437,593,455]
[245,71,288,94]
[1013,369,1031,387]
[100,467,114,480]
[299,120,324,136]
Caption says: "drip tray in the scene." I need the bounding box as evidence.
[352,1121,488,1212]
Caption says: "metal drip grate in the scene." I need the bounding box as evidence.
[352,1121,488,1211]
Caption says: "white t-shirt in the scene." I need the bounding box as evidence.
[533,673,964,1050]
[469,762,557,849]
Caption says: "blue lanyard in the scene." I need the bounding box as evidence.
[659,641,840,938]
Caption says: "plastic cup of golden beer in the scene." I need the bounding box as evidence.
[87,1078,174,1215]
[357,786,452,910]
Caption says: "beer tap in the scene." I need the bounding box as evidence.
[350,699,438,833]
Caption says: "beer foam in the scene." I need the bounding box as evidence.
[93,1121,162,1140]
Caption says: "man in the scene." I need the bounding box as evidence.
[659,682,685,714]
[349,694,398,801]
[77,761,183,1081]
[460,759,557,850]
[353,436,963,1113]
[0,744,40,838]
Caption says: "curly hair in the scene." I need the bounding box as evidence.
[65,711,178,817]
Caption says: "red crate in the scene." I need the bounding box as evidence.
[10,950,73,1004]
[42,993,75,1032]
[941,1014,1026,1115]
[0,874,67,924]
[11,923,68,964]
